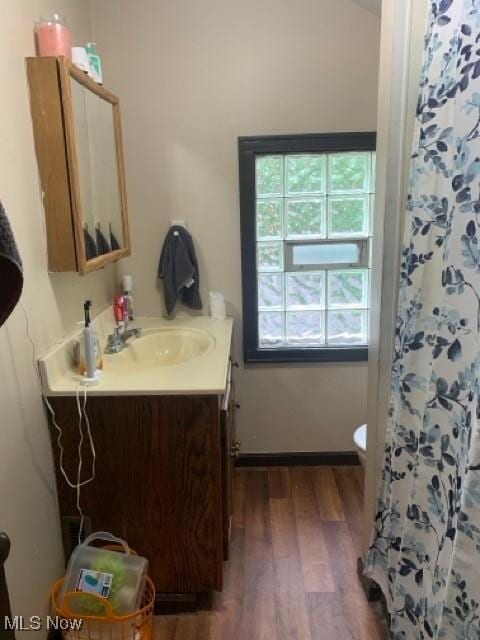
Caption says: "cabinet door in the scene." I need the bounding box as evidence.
[26,56,131,273]
[228,374,237,526]
[220,366,236,560]
[48,394,223,594]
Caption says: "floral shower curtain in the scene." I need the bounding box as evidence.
[365,1,480,638]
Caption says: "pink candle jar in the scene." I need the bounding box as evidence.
[35,13,72,59]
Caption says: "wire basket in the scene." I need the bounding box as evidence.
[51,574,155,640]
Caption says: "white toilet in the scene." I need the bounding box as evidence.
[354,424,367,467]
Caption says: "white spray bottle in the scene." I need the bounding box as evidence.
[123,275,134,321]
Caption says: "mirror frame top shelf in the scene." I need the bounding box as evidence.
[26,56,131,274]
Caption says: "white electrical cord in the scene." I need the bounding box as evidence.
[20,301,96,544]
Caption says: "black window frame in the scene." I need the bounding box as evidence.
[239,131,376,364]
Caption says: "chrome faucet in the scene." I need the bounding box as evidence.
[105,294,142,354]
[105,326,142,353]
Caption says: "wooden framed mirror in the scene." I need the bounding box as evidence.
[26,57,131,273]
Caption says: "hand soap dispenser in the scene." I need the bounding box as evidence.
[85,42,103,83]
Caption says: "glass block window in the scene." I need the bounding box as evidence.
[239,133,376,363]
[255,150,375,350]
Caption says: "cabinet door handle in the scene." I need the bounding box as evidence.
[222,380,232,412]
[231,360,239,368]
[235,403,241,409]
[230,440,241,458]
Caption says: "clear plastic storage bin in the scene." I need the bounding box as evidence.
[59,532,148,617]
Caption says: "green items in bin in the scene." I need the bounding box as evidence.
[60,532,148,616]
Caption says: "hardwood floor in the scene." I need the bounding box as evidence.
[153,466,388,640]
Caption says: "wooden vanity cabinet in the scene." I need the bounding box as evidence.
[47,372,236,597]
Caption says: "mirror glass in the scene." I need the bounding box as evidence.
[71,77,124,260]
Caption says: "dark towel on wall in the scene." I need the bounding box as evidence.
[158,226,203,316]
[0,201,23,327]
[96,226,111,255]
[84,227,98,260]
[109,223,121,251]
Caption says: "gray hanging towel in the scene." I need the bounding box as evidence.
[0,201,23,327]
[158,225,203,316]
[95,225,111,255]
[84,227,98,260]
[109,223,121,251]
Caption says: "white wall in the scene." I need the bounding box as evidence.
[90,0,381,453]
[0,2,117,634]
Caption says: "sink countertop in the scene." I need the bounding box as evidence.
[39,312,234,397]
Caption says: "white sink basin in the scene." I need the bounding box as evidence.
[105,327,216,370]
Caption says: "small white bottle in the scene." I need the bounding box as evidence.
[209,291,226,320]
[123,275,134,320]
